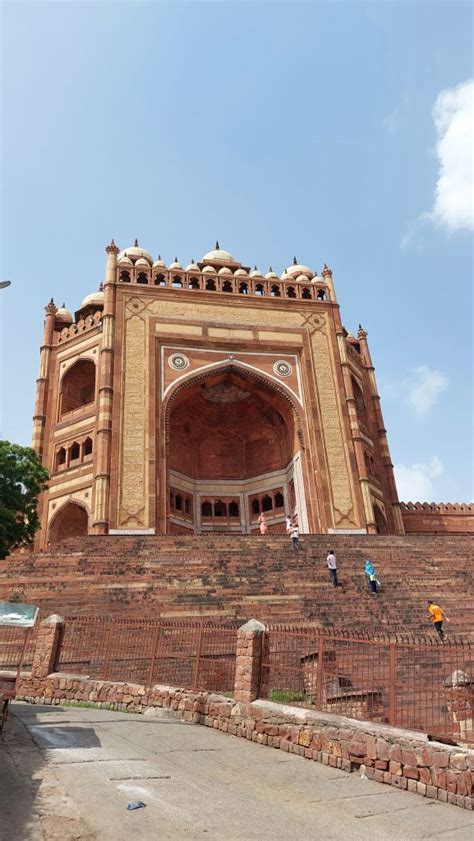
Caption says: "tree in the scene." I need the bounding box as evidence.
[0,441,49,559]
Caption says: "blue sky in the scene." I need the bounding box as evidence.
[1,0,472,502]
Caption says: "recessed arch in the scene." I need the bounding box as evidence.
[59,358,96,417]
[48,500,89,544]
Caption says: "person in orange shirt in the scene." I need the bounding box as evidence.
[427,601,449,641]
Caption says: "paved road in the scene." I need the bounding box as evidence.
[1,703,473,840]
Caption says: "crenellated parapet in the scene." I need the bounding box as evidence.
[400,502,473,533]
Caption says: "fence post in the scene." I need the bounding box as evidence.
[30,615,64,680]
[316,635,325,709]
[389,641,397,726]
[102,623,114,681]
[147,625,161,686]
[234,619,266,703]
[192,628,203,690]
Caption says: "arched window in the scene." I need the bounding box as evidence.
[201,501,212,517]
[119,270,131,283]
[60,359,96,417]
[239,282,248,295]
[352,377,368,428]
[154,273,166,286]
[56,447,66,470]
[270,285,281,297]
[189,277,200,290]
[137,272,148,284]
[301,287,311,299]
[373,504,388,534]
[287,286,296,298]
[175,494,183,511]
[185,498,191,515]
[49,502,88,544]
[83,437,93,457]
[255,283,264,296]
[274,491,284,509]
[262,495,273,512]
[229,501,239,517]
[317,289,327,301]
[214,500,226,517]
[70,442,80,461]
[172,275,183,288]
[251,498,260,515]
[205,278,216,291]
[222,280,233,293]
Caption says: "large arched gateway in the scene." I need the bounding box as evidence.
[165,366,307,533]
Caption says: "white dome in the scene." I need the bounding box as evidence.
[153,255,166,268]
[234,268,248,277]
[118,240,152,264]
[311,275,324,284]
[281,271,292,281]
[218,266,233,275]
[118,255,133,266]
[202,242,237,264]
[135,257,150,267]
[250,267,263,278]
[295,274,309,283]
[55,304,73,324]
[265,268,279,279]
[285,258,314,279]
[186,261,200,272]
[81,289,104,308]
[169,258,182,270]
[202,265,217,274]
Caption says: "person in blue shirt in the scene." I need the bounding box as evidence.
[364,560,378,594]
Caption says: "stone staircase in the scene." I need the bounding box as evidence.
[2,534,473,635]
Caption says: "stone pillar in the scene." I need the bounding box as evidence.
[234,619,266,703]
[92,239,118,533]
[30,615,64,680]
[357,327,404,534]
[32,299,57,456]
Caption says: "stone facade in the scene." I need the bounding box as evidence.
[33,240,407,547]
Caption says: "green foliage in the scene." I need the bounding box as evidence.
[0,440,49,559]
[268,688,308,704]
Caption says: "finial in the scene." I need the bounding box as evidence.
[106,238,119,254]
[99,282,104,291]
[254,265,258,271]
[215,240,220,249]
[322,263,332,278]
[191,258,195,264]
[61,302,65,308]
[174,256,178,263]
[269,266,273,272]
[357,324,368,338]
[134,238,139,247]
[158,254,161,260]
[293,256,298,265]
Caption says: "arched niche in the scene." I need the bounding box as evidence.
[59,359,96,417]
[49,501,89,544]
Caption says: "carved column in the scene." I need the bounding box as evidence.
[357,327,404,534]
[91,240,118,533]
[32,299,57,457]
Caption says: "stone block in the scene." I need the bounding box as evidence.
[433,751,449,768]
[376,738,389,761]
[450,753,467,771]
[403,765,419,781]
[389,761,402,776]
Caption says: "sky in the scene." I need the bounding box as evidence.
[1,0,472,503]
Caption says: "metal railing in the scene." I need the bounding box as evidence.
[57,617,239,692]
[260,626,474,744]
[0,622,40,672]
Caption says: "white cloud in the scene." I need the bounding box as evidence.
[395,456,444,502]
[430,78,474,232]
[405,365,448,418]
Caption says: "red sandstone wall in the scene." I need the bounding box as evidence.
[401,504,474,534]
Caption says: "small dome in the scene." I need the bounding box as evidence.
[202,265,217,274]
[118,255,133,266]
[311,275,324,283]
[169,257,182,270]
[118,240,152,264]
[186,261,200,272]
[135,257,150,267]
[153,255,166,268]
[265,267,279,279]
[202,241,237,264]
[218,266,233,275]
[55,303,73,324]
[285,257,314,279]
[81,289,104,308]
[250,266,263,278]
[234,268,248,277]
[296,274,309,283]
[281,271,292,281]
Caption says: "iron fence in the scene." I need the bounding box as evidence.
[57,617,239,692]
[260,626,474,744]
[0,622,40,672]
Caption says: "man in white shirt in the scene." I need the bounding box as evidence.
[326,549,338,587]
